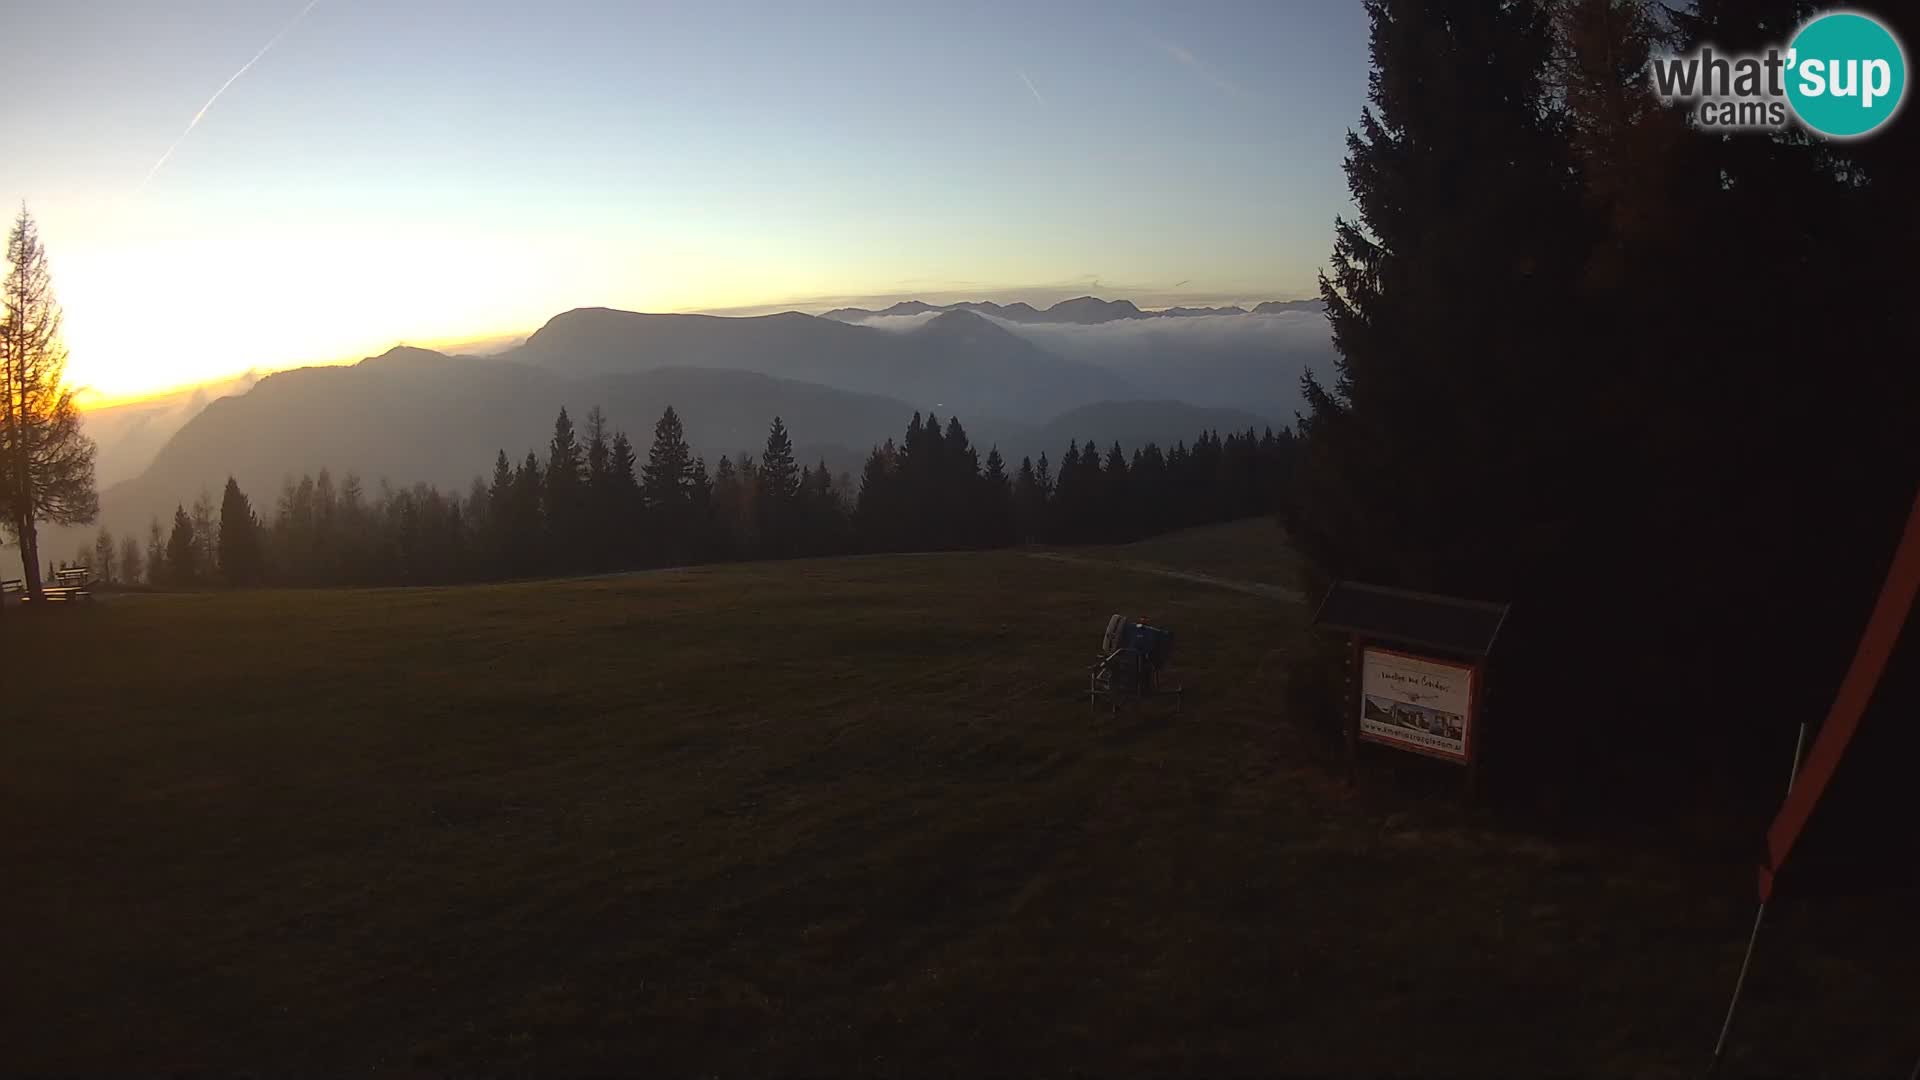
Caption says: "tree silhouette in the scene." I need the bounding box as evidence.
[641,406,694,507]
[218,477,263,586]
[642,406,694,562]
[757,416,799,556]
[0,205,97,600]
[1292,0,1577,594]
[119,400,1296,592]
[981,446,1014,547]
[854,440,899,553]
[92,527,115,585]
[544,408,586,571]
[582,406,614,570]
[608,429,642,563]
[486,449,514,576]
[165,506,196,586]
[510,452,545,576]
[145,517,165,585]
[190,489,217,582]
[118,531,143,587]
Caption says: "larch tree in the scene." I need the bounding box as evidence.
[190,488,217,581]
[0,205,97,600]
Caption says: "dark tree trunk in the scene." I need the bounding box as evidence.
[17,512,43,600]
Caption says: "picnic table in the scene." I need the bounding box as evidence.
[3,569,93,603]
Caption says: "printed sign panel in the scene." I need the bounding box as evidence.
[1359,647,1475,762]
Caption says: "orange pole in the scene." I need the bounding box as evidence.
[1759,483,1920,902]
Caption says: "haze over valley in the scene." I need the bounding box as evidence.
[49,296,1320,572]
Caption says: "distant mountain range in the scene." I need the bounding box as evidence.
[509,306,1133,422]
[22,297,1331,577]
[821,295,1323,324]
[1249,299,1325,315]
[77,295,1328,488]
[31,300,1293,577]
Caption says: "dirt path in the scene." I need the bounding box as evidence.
[1022,551,1305,604]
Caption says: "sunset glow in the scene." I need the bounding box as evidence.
[15,1,1364,406]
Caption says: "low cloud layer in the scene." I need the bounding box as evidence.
[703,280,1313,318]
[848,309,1335,421]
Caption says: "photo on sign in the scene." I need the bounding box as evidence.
[1359,648,1474,761]
[1362,694,1465,739]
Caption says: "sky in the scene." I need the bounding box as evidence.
[8,1,1370,404]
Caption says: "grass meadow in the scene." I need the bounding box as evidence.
[2,524,1912,1073]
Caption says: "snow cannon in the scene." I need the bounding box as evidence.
[1092,614,1182,714]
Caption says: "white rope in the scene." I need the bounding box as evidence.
[1707,721,1810,1075]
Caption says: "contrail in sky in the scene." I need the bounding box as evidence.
[137,0,322,191]
[1019,70,1046,107]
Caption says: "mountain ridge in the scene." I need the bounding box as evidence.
[76,296,1327,512]
[822,295,1322,324]
[505,304,1136,423]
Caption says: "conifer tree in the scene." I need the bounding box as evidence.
[582,407,613,568]
[1054,443,1083,543]
[1012,455,1040,543]
[641,406,694,561]
[165,505,196,586]
[981,446,1014,547]
[1293,0,1578,593]
[506,451,544,576]
[708,454,744,560]
[544,407,586,568]
[759,416,798,503]
[688,456,713,560]
[487,449,514,574]
[608,429,641,563]
[610,430,638,489]
[757,416,799,555]
[1102,441,1130,538]
[1033,451,1054,541]
[641,406,694,508]
[218,477,263,586]
[856,440,899,553]
[942,416,978,546]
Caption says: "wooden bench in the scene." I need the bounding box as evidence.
[0,578,21,595]
[16,569,92,603]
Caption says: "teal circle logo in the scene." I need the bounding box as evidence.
[1786,12,1907,138]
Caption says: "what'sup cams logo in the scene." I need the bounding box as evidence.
[1651,9,1907,138]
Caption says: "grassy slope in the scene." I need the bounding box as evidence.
[2,533,1912,1073]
